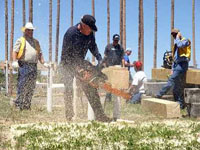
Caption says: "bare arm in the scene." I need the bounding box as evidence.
[39,53,45,64]
[12,51,18,61]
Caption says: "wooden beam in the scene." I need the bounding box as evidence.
[152,68,200,85]
[142,98,181,118]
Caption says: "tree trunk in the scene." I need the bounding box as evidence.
[141,0,144,70]
[49,0,52,62]
[153,0,157,68]
[192,0,196,67]
[71,0,74,26]
[122,0,126,50]
[170,0,174,49]
[138,0,141,61]
[120,0,123,46]
[55,0,60,64]
[22,0,26,26]
[29,0,33,22]
[92,0,95,64]
[9,0,15,95]
[107,0,110,44]
[5,0,8,61]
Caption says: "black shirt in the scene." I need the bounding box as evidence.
[61,24,102,65]
[104,43,124,66]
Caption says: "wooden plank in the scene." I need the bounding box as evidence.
[102,66,129,89]
[141,98,181,118]
[152,68,200,85]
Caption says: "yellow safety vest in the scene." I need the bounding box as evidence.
[172,37,191,60]
[17,37,41,59]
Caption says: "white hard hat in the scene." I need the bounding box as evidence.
[21,22,36,32]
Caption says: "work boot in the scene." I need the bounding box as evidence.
[96,114,112,123]
[152,94,162,98]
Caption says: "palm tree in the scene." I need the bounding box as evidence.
[9,0,15,95]
[192,0,196,67]
[120,0,123,46]
[122,0,126,50]
[153,0,157,68]
[5,0,8,94]
[71,0,74,26]
[107,0,110,44]
[10,0,14,63]
[29,0,33,22]
[55,0,60,64]
[49,0,52,62]
[22,0,26,26]
[141,0,144,70]
[92,0,95,64]
[5,0,8,62]
[170,0,174,49]
[138,0,141,61]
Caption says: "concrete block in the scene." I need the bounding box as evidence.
[144,82,172,96]
[102,66,129,89]
[184,88,200,104]
[141,98,181,118]
[190,103,200,117]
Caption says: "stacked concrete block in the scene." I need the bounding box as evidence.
[144,81,172,96]
[102,66,129,89]
[184,88,200,117]
[141,98,181,118]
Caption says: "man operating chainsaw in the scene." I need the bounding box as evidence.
[60,14,111,122]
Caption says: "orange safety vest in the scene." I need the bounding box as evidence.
[17,37,41,59]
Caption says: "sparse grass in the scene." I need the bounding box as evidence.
[0,92,199,149]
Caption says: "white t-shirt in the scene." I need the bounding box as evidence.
[132,71,147,93]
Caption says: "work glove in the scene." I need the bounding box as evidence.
[43,62,50,68]
[12,61,19,68]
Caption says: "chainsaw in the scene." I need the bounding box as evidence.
[75,60,131,100]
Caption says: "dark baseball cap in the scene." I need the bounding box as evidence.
[113,34,120,40]
[81,14,97,32]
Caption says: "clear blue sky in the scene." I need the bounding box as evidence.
[0,0,200,78]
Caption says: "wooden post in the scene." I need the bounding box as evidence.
[47,63,53,112]
[113,96,121,120]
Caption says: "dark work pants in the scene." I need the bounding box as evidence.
[62,63,107,120]
[157,61,188,109]
[15,62,37,110]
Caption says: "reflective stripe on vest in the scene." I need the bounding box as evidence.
[17,37,40,59]
[17,37,26,59]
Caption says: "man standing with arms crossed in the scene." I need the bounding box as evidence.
[61,14,111,122]
[103,34,125,102]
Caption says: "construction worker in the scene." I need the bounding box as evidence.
[124,48,134,84]
[128,61,147,104]
[155,28,191,109]
[11,22,48,110]
[103,34,125,102]
[60,14,111,122]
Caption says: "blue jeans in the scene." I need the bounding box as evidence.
[157,61,188,109]
[129,92,143,104]
[15,62,37,109]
